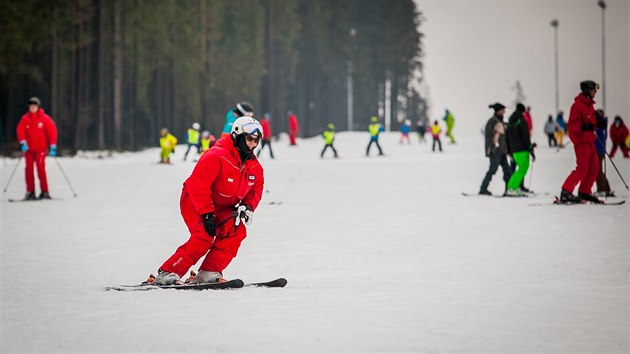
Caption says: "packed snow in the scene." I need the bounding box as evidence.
[2,127,628,353]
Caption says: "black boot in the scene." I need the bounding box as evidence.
[559,189,581,204]
[578,192,602,204]
[39,192,52,200]
[23,192,37,201]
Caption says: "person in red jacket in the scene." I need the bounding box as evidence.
[16,97,58,201]
[559,80,602,204]
[154,116,265,285]
[256,112,274,159]
[287,111,299,146]
[609,115,629,158]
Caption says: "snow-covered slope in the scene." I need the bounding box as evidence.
[2,128,628,353]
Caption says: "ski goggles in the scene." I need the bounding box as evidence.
[241,122,263,141]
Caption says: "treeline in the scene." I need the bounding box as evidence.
[0,0,427,153]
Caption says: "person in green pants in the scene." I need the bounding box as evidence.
[506,103,536,196]
[443,109,456,144]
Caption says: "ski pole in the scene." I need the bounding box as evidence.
[604,151,630,191]
[3,156,23,192]
[528,156,534,190]
[53,157,78,197]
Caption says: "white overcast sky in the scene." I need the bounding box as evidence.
[415,0,628,139]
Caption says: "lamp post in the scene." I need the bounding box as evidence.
[597,0,606,111]
[550,19,559,114]
[347,28,357,131]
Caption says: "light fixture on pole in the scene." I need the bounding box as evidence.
[347,28,357,131]
[597,0,606,111]
[550,19,559,115]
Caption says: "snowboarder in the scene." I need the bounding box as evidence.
[155,116,265,285]
[159,128,177,164]
[430,120,442,152]
[559,80,602,204]
[366,116,384,156]
[594,109,613,196]
[609,115,629,158]
[16,97,58,200]
[321,123,338,158]
[399,119,412,144]
[443,109,456,144]
[544,115,559,147]
[505,103,536,197]
[479,103,512,195]
[257,113,274,159]
[183,122,201,161]
[288,111,299,146]
[221,102,254,139]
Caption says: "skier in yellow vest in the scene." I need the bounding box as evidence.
[430,120,442,152]
[200,130,216,156]
[159,128,178,164]
[320,123,338,158]
[183,122,201,161]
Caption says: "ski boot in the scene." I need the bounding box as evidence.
[154,269,182,285]
[39,192,52,200]
[559,189,582,204]
[578,192,603,204]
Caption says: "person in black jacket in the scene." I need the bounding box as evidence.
[505,103,536,196]
[479,103,512,195]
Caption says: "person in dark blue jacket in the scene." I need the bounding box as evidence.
[594,109,613,196]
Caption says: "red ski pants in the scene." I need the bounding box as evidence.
[562,142,599,195]
[24,150,49,193]
[160,189,247,277]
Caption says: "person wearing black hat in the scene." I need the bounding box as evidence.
[221,101,254,139]
[479,103,512,195]
[559,80,602,203]
[16,97,58,200]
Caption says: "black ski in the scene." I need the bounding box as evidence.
[246,278,288,288]
[530,197,626,207]
[106,279,245,292]
[8,198,61,203]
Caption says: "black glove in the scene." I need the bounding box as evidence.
[581,122,595,131]
[201,213,216,236]
[530,149,536,161]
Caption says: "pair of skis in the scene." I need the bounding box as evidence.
[106,278,287,292]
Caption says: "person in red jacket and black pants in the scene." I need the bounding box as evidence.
[154,116,265,285]
[609,115,629,158]
[16,97,58,201]
[559,81,602,204]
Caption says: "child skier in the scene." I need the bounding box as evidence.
[183,122,201,161]
[416,120,427,143]
[200,131,216,155]
[430,120,442,152]
[321,123,338,158]
[399,119,411,144]
[366,116,384,156]
[154,116,265,285]
[159,128,177,164]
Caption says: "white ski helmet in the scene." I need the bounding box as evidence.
[231,116,263,139]
[192,122,201,130]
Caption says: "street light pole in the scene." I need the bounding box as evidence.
[550,19,559,114]
[347,28,357,132]
[597,0,606,111]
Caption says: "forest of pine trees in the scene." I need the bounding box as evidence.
[0,0,428,154]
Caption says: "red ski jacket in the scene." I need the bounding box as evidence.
[16,109,58,151]
[183,135,264,217]
[567,94,596,145]
[609,122,629,144]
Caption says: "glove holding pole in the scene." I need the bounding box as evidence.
[232,204,253,226]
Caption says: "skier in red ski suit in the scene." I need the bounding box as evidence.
[16,97,58,200]
[559,80,602,204]
[288,111,299,146]
[156,116,265,284]
[609,115,629,158]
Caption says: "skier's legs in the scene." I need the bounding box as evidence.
[24,150,35,192]
[621,144,630,157]
[257,140,266,157]
[596,154,611,192]
[320,145,329,158]
[267,141,274,158]
[507,151,530,190]
[480,155,500,191]
[609,143,618,158]
[562,143,591,193]
[366,140,374,155]
[499,154,512,185]
[183,144,192,160]
[438,138,442,152]
[432,138,437,152]
[331,144,338,157]
[34,151,49,192]
[375,140,384,155]
[577,144,600,195]
[199,222,247,274]
[159,190,215,277]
